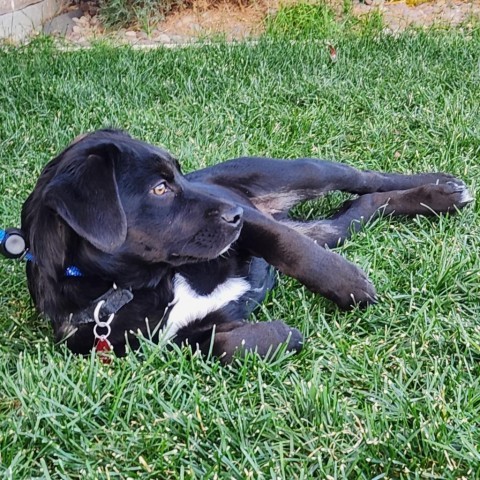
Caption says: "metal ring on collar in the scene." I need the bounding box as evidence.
[94,300,106,324]
[93,323,112,340]
[93,302,115,325]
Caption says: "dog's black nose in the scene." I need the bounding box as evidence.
[220,206,243,226]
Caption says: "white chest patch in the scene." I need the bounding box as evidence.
[162,274,250,340]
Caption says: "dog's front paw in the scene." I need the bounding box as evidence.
[326,260,377,310]
[213,320,303,364]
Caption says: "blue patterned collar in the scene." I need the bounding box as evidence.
[1,228,82,277]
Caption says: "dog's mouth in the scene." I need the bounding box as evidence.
[168,248,231,264]
[169,229,241,264]
[218,243,233,256]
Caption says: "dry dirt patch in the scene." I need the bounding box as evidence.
[54,0,480,45]
[354,0,480,33]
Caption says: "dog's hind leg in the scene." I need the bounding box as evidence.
[285,182,473,248]
[188,157,467,216]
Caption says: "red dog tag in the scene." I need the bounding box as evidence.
[95,337,112,364]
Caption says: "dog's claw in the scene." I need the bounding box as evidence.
[445,181,474,206]
[426,181,474,212]
[330,272,377,310]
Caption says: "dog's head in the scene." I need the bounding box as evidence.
[22,130,243,281]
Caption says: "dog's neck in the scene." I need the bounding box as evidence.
[73,241,172,290]
[32,246,175,326]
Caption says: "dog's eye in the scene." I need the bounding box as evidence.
[152,182,168,196]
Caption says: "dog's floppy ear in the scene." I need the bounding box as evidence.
[44,152,127,253]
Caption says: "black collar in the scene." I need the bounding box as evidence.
[68,285,134,326]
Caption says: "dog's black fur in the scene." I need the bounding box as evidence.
[21,129,472,362]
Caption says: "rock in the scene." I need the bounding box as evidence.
[169,34,188,44]
[42,8,83,35]
[362,0,384,5]
[77,15,89,26]
[138,38,155,46]
[155,33,171,43]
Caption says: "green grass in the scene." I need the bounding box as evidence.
[98,0,178,32]
[1,21,480,479]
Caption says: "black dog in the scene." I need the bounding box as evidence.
[21,129,472,362]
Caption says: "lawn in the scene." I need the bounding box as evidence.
[1,16,480,479]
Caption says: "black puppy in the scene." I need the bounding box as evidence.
[21,129,472,362]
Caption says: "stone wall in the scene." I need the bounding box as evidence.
[0,0,63,41]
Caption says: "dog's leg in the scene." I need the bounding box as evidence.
[204,320,304,364]
[188,157,466,215]
[285,182,473,247]
[239,207,377,309]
